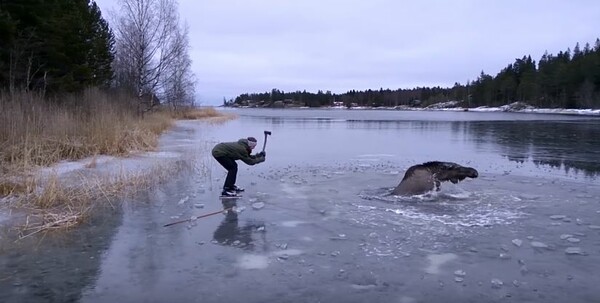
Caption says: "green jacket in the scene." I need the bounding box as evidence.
[211,138,265,165]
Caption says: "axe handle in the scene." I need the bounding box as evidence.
[261,133,268,152]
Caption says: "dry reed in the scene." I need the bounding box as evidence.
[13,158,194,239]
[0,88,232,235]
[169,106,237,123]
[0,88,172,171]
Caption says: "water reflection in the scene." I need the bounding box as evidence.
[239,109,600,177]
[466,120,600,177]
[344,119,600,179]
[244,116,342,129]
[212,200,266,250]
[0,208,122,303]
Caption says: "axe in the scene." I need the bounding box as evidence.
[261,130,272,153]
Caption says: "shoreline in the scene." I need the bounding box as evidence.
[0,119,216,238]
[221,104,600,117]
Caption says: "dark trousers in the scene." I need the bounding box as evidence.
[214,156,237,190]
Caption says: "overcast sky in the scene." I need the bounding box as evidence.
[95,0,600,105]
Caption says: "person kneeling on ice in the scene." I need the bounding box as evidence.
[212,137,266,197]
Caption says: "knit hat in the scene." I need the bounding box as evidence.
[247,137,257,148]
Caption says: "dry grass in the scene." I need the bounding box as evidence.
[0,88,172,171]
[0,180,29,197]
[170,106,237,123]
[171,106,220,119]
[0,89,230,181]
[18,210,83,239]
[14,158,193,239]
[0,89,233,235]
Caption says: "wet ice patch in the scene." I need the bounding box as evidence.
[355,158,380,163]
[356,154,395,158]
[40,162,85,176]
[39,155,118,177]
[237,254,269,269]
[271,249,303,257]
[565,247,585,255]
[251,202,265,210]
[0,209,9,224]
[280,220,308,227]
[143,151,181,158]
[424,253,457,274]
[530,241,549,249]
[350,284,377,290]
[351,155,395,166]
[280,183,308,199]
[398,296,417,303]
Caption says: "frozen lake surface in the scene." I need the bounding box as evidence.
[1,108,600,303]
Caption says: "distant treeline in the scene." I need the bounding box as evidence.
[231,39,600,109]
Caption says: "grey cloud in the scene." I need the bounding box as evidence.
[96,0,600,104]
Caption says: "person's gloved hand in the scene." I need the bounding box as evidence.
[257,151,266,157]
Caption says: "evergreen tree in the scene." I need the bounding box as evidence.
[0,7,16,86]
[0,0,114,93]
[230,38,600,109]
[86,1,114,87]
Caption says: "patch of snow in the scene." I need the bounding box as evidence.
[530,241,549,248]
[499,102,535,112]
[465,104,599,116]
[279,220,308,227]
[39,161,85,176]
[271,249,303,257]
[236,254,269,269]
[0,209,9,224]
[329,102,600,116]
[512,239,523,247]
[251,202,265,210]
[426,100,463,109]
[38,155,118,177]
[177,196,189,205]
[142,151,181,158]
[424,253,457,274]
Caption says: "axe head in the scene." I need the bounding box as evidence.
[264,131,272,136]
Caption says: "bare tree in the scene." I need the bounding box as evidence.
[161,23,196,110]
[112,0,195,113]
